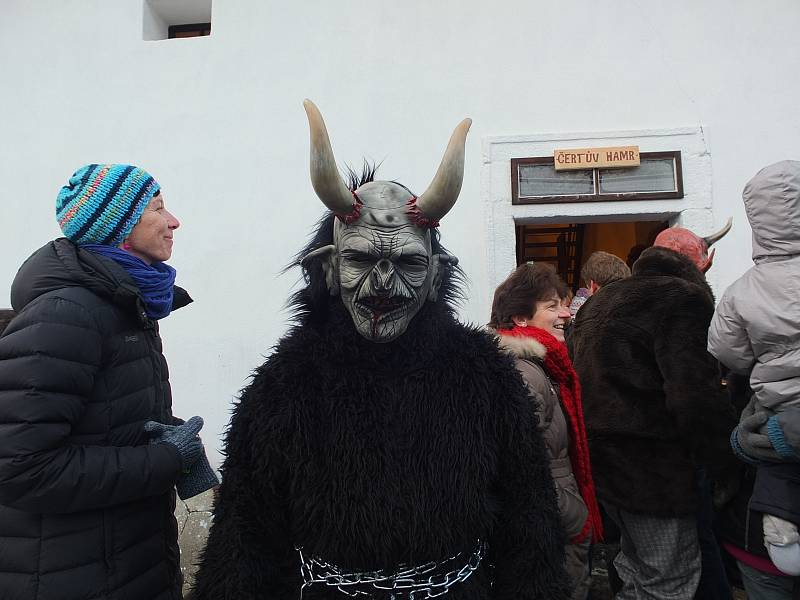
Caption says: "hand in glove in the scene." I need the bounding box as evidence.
[176,449,220,500]
[766,413,800,460]
[731,409,780,464]
[144,415,204,471]
[763,514,800,576]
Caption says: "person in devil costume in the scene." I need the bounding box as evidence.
[190,101,570,600]
[570,222,738,600]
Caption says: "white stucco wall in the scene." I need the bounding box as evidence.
[2,0,799,467]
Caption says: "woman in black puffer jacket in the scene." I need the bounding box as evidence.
[0,164,216,600]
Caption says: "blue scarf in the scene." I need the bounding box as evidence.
[81,244,176,320]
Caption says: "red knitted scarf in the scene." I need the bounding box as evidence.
[499,325,604,543]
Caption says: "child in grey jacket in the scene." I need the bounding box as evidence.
[708,160,800,578]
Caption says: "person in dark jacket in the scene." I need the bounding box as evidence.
[716,371,800,598]
[568,251,630,317]
[570,245,737,599]
[0,164,217,600]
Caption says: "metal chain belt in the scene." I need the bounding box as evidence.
[297,540,487,599]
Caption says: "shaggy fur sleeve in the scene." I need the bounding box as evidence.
[655,289,738,474]
[489,370,571,600]
[191,370,300,599]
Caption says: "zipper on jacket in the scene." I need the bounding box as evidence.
[744,495,753,552]
[103,510,113,570]
[141,311,155,330]
[102,508,114,599]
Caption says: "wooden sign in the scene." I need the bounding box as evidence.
[553,145,640,171]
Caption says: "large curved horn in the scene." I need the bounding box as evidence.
[415,118,472,222]
[703,217,733,247]
[303,99,354,216]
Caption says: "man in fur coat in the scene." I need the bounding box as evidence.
[191,101,570,599]
[570,228,737,600]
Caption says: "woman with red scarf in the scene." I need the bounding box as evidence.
[489,262,603,600]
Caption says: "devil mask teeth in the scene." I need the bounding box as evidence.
[302,100,470,343]
[358,296,408,312]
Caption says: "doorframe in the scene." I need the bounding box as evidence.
[481,126,720,295]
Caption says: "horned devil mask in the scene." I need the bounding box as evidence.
[653,217,732,273]
[301,100,471,343]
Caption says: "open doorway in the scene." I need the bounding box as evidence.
[515,220,668,291]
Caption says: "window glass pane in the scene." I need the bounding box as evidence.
[598,158,676,194]
[518,163,594,197]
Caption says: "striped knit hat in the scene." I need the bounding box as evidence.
[56,164,161,246]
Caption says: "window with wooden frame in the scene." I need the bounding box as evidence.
[168,23,211,38]
[143,0,212,41]
[511,151,683,205]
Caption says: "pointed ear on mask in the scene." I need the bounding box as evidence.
[427,253,459,302]
[699,248,715,273]
[300,244,339,296]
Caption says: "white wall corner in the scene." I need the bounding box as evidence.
[143,0,212,41]
[142,0,168,41]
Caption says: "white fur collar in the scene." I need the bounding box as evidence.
[493,331,547,361]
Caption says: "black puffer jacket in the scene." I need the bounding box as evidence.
[570,247,737,516]
[0,239,190,600]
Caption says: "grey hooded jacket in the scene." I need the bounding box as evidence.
[708,160,800,459]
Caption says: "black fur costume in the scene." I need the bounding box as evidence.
[192,215,569,599]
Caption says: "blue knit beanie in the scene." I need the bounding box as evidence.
[56,164,161,246]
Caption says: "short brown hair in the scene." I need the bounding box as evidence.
[580,251,630,287]
[489,262,567,329]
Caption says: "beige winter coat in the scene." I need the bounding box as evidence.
[497,333,591,599]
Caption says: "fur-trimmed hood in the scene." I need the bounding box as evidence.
[493,329,547,362]
[633,245,714,303]
[633,245,708,287]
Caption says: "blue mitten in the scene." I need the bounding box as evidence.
[144,416,204,470]
[766,415,800,460]
[176,450,219,500]
[731,411,779,464]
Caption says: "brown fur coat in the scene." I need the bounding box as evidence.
[570,247,736,516]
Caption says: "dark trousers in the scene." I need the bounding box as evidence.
[738,562,800,600]
[694,467,733,600]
